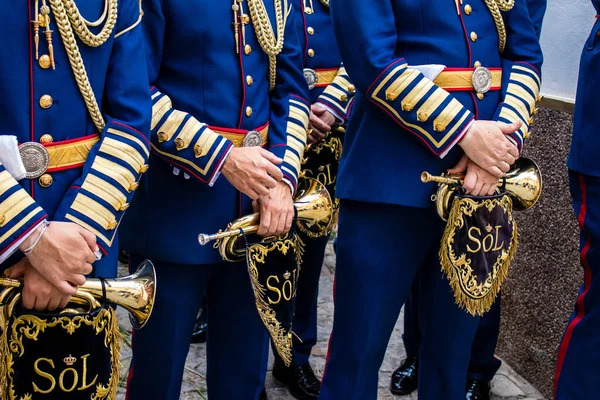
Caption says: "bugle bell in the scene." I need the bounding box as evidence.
[0,260,156,329]
[198,177,334,262]
[421,157,543,220]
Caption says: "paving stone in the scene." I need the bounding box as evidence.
[115,242,545,399]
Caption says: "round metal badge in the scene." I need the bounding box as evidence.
[243,130,263,147]
[472,66,492,94]
[19,142,50,179]
[304,68,318,90]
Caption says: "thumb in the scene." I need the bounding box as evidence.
[462,167,477,193]
[311,103,327,115]
[260,148,283,165]
[5,259,27,279]
[497,120,523,135]
[78,226,99,252]
[447,156,469,174]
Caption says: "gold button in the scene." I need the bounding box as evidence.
[174,138,185,150]
[246,106,253,117]
[464,4,472,15]
[39,134,53,144]
[477,93,485,100]
[157,132,168,142]
[305,7,313,14]
[39,55,51,69]
[128,182,139,192]
[434,123,446,132]
[39,95,53,109]
[340,94,348,102]
[417,112,428,122]
[107,220,118,230]
[537,95,543,103]
[402,104,413,112]
[246,75,254,86]
[348,84,356,93]
[528,117,534,125]
[533,108,539,115]
[474,61,482,68]
[119,203,130,212]
[470,32,478,42]
[0,214,5,226]
[245,44,252,55]
[307,27,315,35]
[241,14,250,24]
[38,174,53,188]
[194,145,203,157]
[524,130,531,139]
[308,49,315,57]
[139,164,149,174]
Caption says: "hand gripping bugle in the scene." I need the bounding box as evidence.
[0,260,156,329]
[198,177,334,262]
[421,157,543,220]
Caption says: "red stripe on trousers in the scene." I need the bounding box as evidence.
[554,173,593,397]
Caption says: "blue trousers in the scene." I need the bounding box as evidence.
[403,279,502,382]
[125,256,269,400]
[554,171,600,399]
[320,200,481,400]
[273,234,329,366]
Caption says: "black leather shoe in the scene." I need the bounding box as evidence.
[390,356,418,395]
[272,359,320,400]
[190,310,207,344]
[258,388,267,400]
[465,379,491,400]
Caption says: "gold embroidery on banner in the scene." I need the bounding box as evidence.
[81,175,127,212]
[246,235,305,367]
[439,196,518,316]
[0,208,44,244]
[0,307,121,400]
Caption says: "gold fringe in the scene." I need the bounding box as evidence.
[439,196,518,316]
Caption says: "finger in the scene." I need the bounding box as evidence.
[252,181,270,197]
[261,173,278,189]
[499,161,510,174]
[447,156,468,174]
[85,249,98,264]
[284,208,294,233]
[22,291,35,310]
[487,166,505,178]
[59,295,71,309]
[257,206,272,237]
[6,260,27,279]
[307,135,318,145]
[507,143,520,160]
[497,120,523,135]
[71,274,86,287]
[473,179,484,196]
[265,162,284,181]
[78,227,99,252]
[275,208,287,236]
[484,183,497,196]
[259,148,283,165]
[462,170,477,193]
[505,153,516,166]
[47,295,61,312]
[252,199,259,213]
[311,129,327,140]
[245,188,261,201]
[310,116,331,133]
[34,295,50,312]
[57,281,78,296]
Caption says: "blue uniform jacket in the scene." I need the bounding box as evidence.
[293,0,355,119]
[568,1,600,177]
[120,0,310,265]
[0,0,151,277]
[331,0,543,208]
[525,0,547,39]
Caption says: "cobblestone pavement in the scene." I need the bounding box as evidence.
[116,243,545,399]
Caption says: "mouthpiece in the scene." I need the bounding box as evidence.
[421,172,433,183]
[198,233,214,246]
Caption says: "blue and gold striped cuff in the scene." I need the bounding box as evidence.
[150,88,233,184]
[0,164,47,256]
[368,59,474,157]
[317,65,356,121]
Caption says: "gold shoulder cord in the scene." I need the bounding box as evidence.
[483,0,514,53]
[247,0,285,90]
[48,0,119,132]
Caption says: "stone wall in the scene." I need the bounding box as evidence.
[497,107,581,399]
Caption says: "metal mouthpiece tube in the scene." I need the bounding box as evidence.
[0,278,21,289]
[198,225,259,246]
[420,172,462,185]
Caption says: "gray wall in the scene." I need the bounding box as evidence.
[497,107,580,399]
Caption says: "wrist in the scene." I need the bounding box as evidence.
[20,221,50,256]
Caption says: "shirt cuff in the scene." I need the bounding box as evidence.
[0,219,46,264]
[282,177,295,195]
[209,146,234,187]
[320,104,345,126]
[440,119,474,159]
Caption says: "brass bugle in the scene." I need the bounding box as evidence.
[198,177,334,262]
[421,157,543,220]
[0,260,156,329]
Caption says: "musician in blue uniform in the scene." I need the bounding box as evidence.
[0,0,150,310]
[322,0,542,398]
[392,2,546,398]
[119,1,309,399]
[269,1,355,399]
[554,3,600,398]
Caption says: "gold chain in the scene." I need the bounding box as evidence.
[49,0,109,131]
[59,0,118,47]
[246,0,285,90]
[483,0,514,53]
